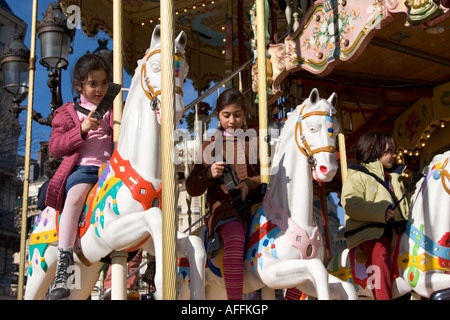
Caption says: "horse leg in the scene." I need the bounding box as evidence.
[176,232,206,299]
[327,274,358,300]
[66,261,104,300]
[24,245,58,300]
[260,258,331,300]
[99,208,164,299]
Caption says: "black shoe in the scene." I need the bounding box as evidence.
[49,247,74,300]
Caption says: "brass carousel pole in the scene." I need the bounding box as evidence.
[256,0,276,300]
[256,0,269,184]
[337,100,347,183]
[110,0,128,300]
[160,0,178,300]
[17,0,38,300]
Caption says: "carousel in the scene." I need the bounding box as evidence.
[17,0,450,300]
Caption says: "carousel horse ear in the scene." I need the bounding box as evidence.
[327,92,337,107]
[309,88,319,105]
[175,31,187,53]
[149,25,161,51]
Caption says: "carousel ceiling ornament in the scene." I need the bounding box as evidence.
[265,0,450,104]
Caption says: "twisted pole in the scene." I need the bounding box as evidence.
[160,0,178,300]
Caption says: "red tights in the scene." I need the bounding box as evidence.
[219,220,246,300]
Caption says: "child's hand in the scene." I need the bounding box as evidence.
[236,182,249,201]
[81,109,101,134]
[207,161,226,179]
[385,207,394,221]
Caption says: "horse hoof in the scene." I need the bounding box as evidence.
[430,288,450,300]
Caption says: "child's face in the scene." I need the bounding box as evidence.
[218,102,246,131]
[77,69,109,105]
[380,142,397,169]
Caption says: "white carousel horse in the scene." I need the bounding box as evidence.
[24,25,206,300]
[179,88,357,300]
[328,150,450,299]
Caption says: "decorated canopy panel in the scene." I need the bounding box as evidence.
[59,0,270,92]
[262,0,450,170]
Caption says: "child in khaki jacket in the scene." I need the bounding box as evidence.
[342,131,408,300]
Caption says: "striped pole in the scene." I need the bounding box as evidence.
[110,0,128,300]
[160,0,178,300]
[256,0,270,184]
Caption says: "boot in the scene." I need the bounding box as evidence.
[49,247,74,300]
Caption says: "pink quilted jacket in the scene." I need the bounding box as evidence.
[45,101,114,211]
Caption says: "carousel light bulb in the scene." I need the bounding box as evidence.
[420,140,426,147]
[441,120,446,128]
[425,131,431,138]
[415,150,420,156]
[193,5,196,9]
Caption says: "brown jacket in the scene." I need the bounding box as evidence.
[186,130,260,238]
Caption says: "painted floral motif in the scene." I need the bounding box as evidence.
[431,158,450,195]
[401,105,427,142]
[302,8,362,52]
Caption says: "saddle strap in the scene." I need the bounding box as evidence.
[110,147,162,211]
[263,196,323,260]
[73,82,121,119]
[406,221,450,261]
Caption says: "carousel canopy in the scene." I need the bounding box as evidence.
[59,0,271,93]
[59,0,450,173]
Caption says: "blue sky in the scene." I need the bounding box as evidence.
[8,0,218,160]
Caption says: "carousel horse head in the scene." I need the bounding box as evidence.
[293,88,339,182]
[139,24,189,124]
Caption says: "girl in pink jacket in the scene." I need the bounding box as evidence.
[46,53,114,300]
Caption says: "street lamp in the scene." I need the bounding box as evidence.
[0,33,30,112]
[0,2,75,126]
[37,1,75,114]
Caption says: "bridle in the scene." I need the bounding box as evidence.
[140,48,185,111]
[294,103,336,161]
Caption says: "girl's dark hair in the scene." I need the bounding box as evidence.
[72,53,112,96]
[216,88,247,114]
[356,131,397,163]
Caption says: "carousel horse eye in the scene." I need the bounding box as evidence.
[307,124,318,133]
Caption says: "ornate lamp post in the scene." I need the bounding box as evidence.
[37,1,75,120]
[0,33,30,114]
[0,2,75,126]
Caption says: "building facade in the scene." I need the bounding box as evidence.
[0,0,27,299]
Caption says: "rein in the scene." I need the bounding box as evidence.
[140,48,184,105]
[294,103,336,158]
